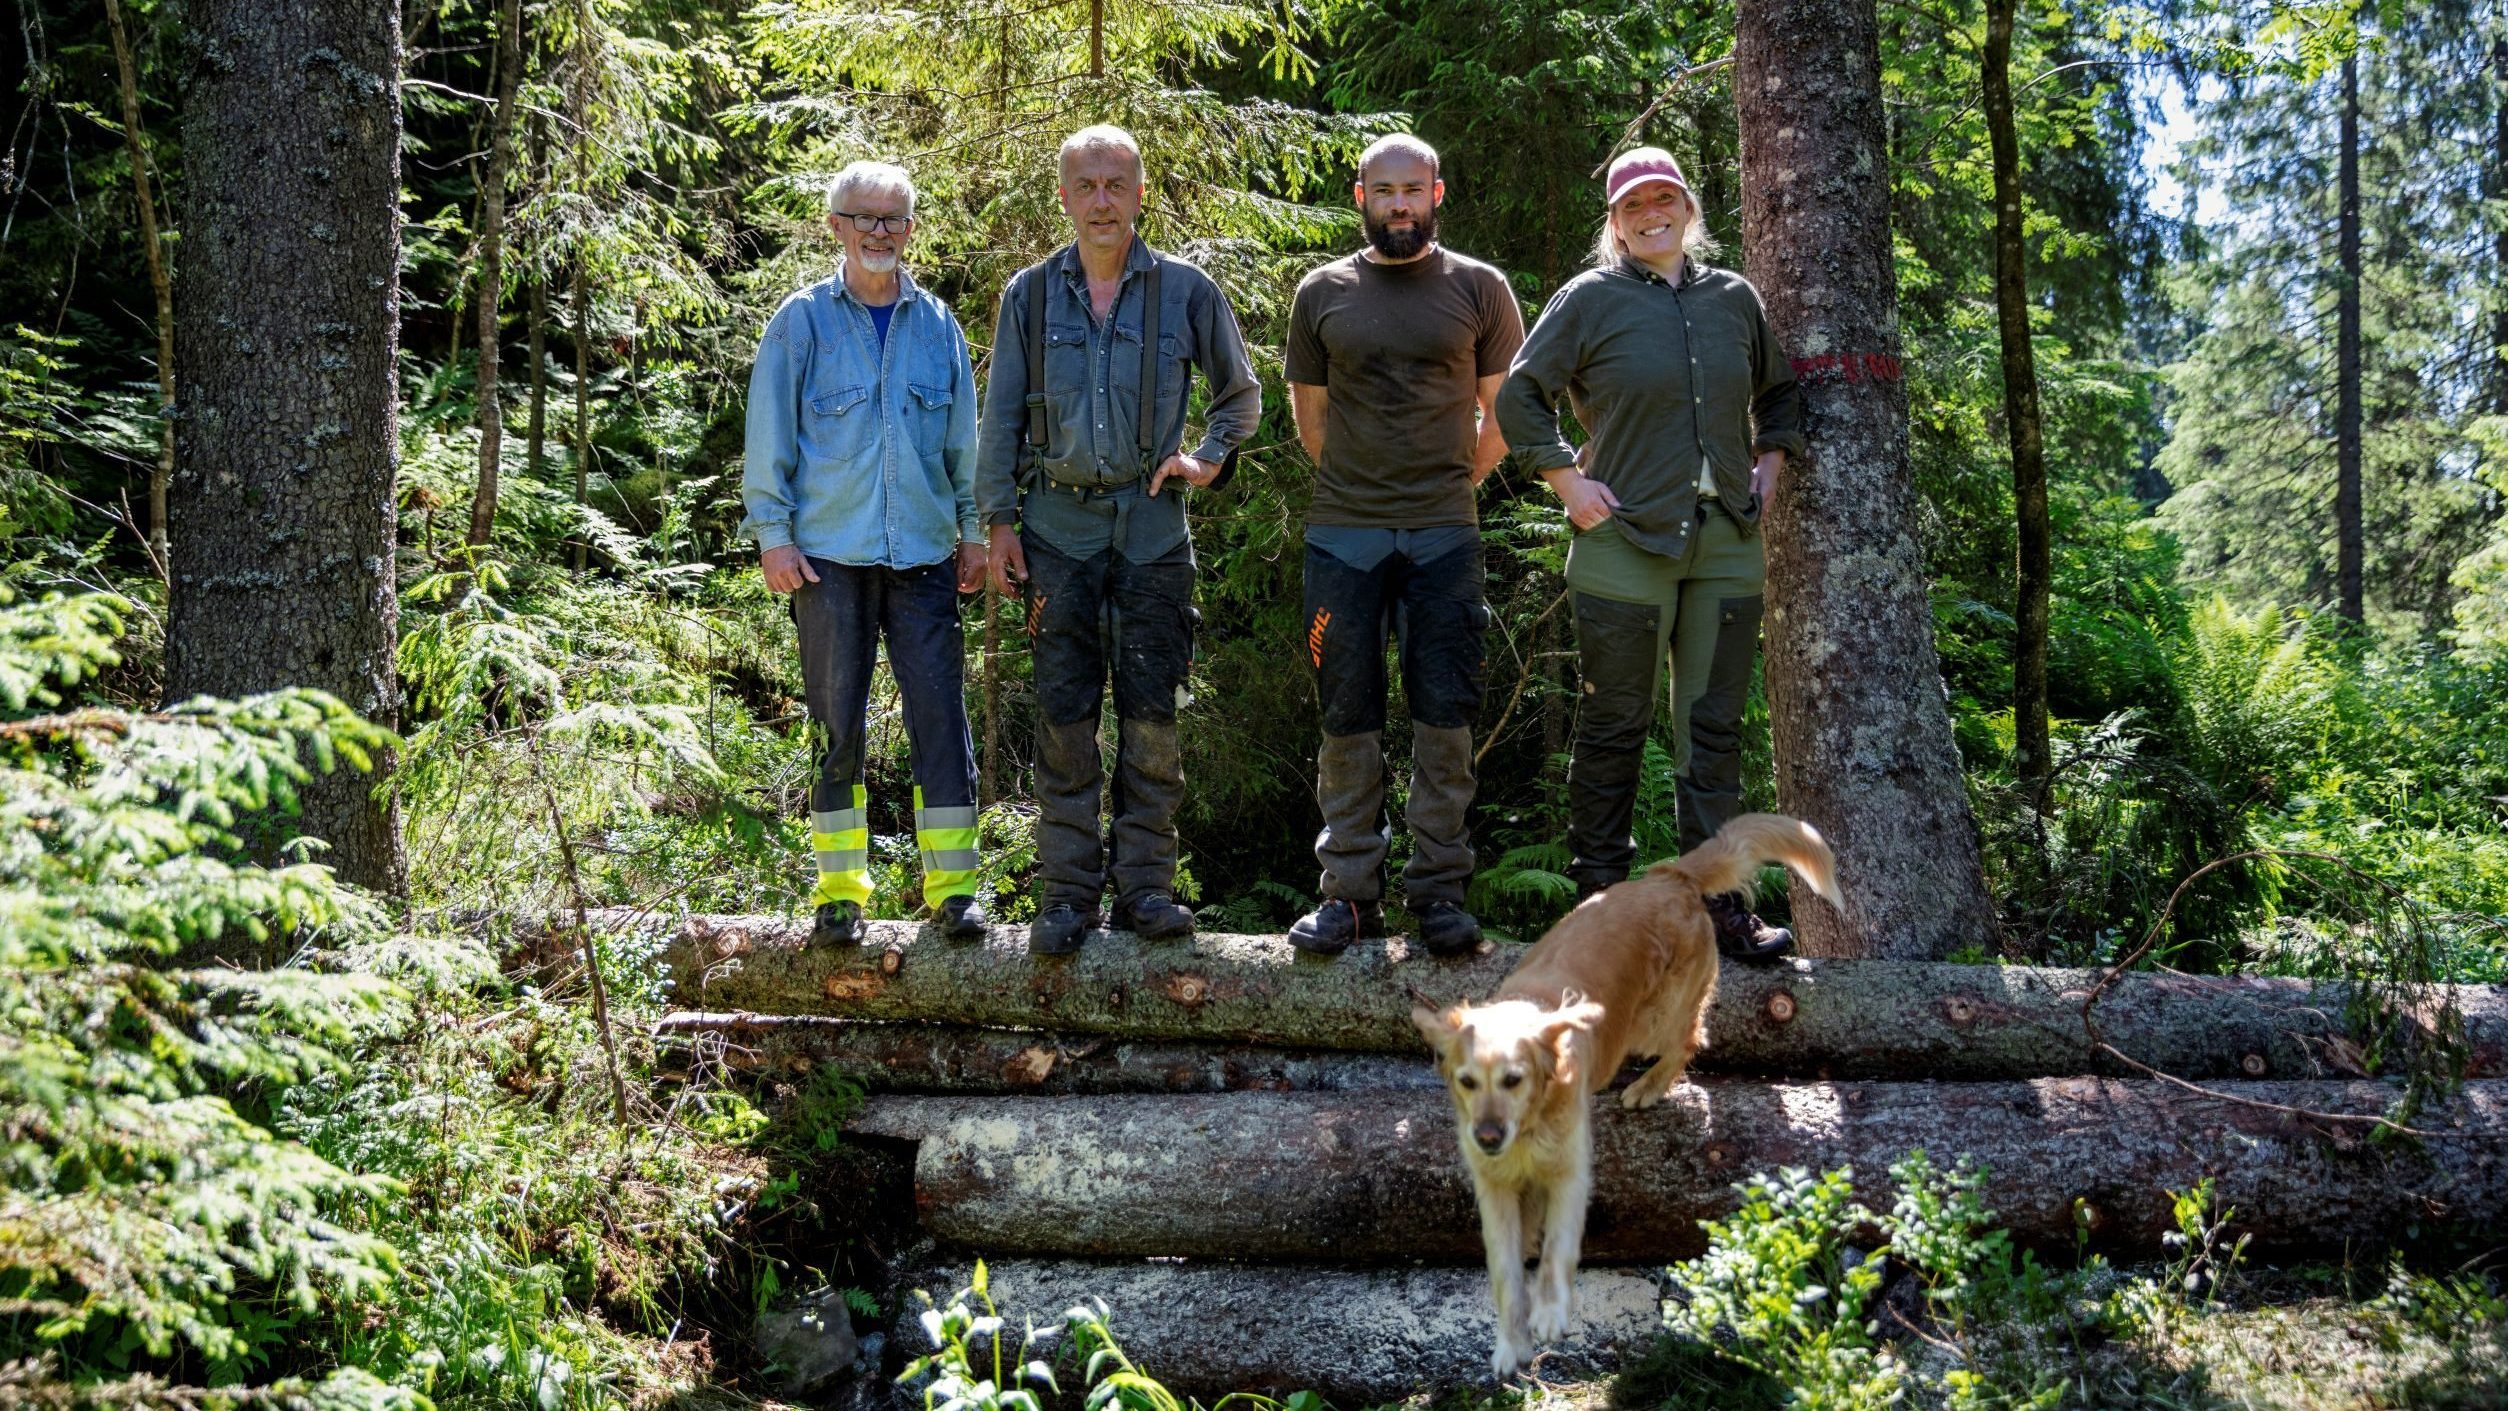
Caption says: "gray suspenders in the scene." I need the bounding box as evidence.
[1020,246,1166,473]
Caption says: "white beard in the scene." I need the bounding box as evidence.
[854,249,900,274]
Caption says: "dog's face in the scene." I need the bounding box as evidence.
[1413,1000,1604,1158]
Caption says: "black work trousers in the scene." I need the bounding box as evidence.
[1023,531,1195,912]
[1302,536,1487,907]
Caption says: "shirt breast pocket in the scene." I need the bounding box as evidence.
[802,383,875,465]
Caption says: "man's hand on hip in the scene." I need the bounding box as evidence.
[956,540,988,595]
[986,523,1028,597]
[762,544,819,594]
[1148,451,1216,497]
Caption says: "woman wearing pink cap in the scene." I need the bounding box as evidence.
[1495,146,1807,961]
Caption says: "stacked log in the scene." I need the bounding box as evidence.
[610,910,2508,1394]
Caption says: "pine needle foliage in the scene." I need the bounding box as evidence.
[0,577,414,1406]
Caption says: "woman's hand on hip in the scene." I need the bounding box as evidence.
[1545,467,1621,531]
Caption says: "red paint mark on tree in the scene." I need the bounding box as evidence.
[1788,352,1904,385]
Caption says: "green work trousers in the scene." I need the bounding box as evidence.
[1562,501,1766,891]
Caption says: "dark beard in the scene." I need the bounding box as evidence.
[1363,206,1436,260]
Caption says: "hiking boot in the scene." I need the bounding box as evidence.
[1113,890,1196,942]
[1573,874,1622,906]
[1288,897,1384,955]
[1028,904,1099,957]
[932,893,989,941]
[1413,900,1485,957]
[810,900,867,948]
[1705,892,1795,963]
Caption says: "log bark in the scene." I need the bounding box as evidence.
[852,1082,2508,1263]
[639,914,2508,1080]
[1984,0,2051,789]
[892,1258,1660,1399]
[170,0,406,893]
[655,1013,1439,1093]
[1737,0,1999,958]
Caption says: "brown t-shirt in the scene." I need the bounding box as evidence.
[1284,247,1526,528]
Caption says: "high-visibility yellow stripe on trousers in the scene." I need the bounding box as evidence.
[914,785,981,906]
[809,782,871,906]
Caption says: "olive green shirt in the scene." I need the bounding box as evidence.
[1497,256,1806,560]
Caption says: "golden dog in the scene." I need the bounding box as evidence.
[1412,813,1841,1376]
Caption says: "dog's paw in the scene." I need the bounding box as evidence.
[1620,1081,1662,1110]
[1489,1335,1530,1380]
[1528,1293,1575,1344]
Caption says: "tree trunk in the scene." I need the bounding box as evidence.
[573,260,592,572]
[104,0,174,583]
[2492,38,2506,417]
[170,0,406,895]
[655,1013,1441,1093]
[2335,45,2363,624]
[466,0,523,549]
[1735,0,1999,958]
[1985,0,2050,790]
[853,1082,2508,1262]
[892,1259,1656,1400]
[527,115,550,485]
[528,272,548,481]
[640,915,2508,1081]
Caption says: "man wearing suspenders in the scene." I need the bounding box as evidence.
[976,125,1263,956]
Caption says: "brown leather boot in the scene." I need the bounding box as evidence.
[1705,892,1795,963]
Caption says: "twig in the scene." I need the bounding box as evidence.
[1476,585,1572,767]
[529,725,631,1124]
[1593,54,1737,176]
[2082,848,2502,1141]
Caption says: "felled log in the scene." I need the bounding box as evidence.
[890,1258,1662,1399]
[652,1013,1437,1094]
[850,1081,2508,1262]
[635,911,2508,1081]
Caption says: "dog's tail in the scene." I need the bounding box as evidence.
[1651,813,1842,906]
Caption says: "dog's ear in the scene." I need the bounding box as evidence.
[1411,1005,1463,1064]
[1543,1001,1606,1088]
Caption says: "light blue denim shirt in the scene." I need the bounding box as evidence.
[741,264,980,567]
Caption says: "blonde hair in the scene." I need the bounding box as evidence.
[1591,182,1718,268]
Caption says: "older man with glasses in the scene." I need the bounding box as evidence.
[743,158,990,947]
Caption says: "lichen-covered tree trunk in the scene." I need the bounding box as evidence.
[170,0,406,893]
[1736,0,1997,958]
[854,1083,2508,1262]
[638,915,2508,1080]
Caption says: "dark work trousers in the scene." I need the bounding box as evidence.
[1564,505,1764,893]
[1023,532,1195,912]
[791,557,980,908]
[1303,536,1488,908]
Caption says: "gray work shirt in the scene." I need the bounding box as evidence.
[975,237,1262,560]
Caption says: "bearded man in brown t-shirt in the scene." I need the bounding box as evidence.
[1282,134,1526,957]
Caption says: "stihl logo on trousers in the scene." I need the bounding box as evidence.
[1307,608,1332,668]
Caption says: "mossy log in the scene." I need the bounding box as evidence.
[653,1012,1438,1094]
[850,1081,2508,1262]
[629,911,2508,1081]
[892,1258,1661,1399]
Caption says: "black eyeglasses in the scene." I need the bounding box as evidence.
[834,211,915,234]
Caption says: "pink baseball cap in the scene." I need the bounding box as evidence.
[1604,147,1693,206]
